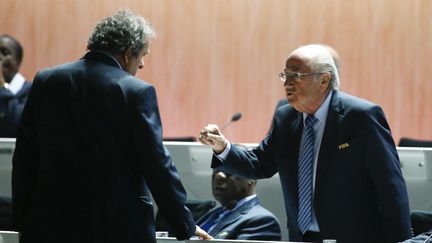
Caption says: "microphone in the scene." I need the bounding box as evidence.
[220,112,242,130]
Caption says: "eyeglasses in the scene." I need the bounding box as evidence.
[279,71,325,83]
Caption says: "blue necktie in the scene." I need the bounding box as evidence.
[200,208,231,232]
[298,115,318,234]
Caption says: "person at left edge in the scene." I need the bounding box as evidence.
[0,34,31,137]
[12,10,212,243]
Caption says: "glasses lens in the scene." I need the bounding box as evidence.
[279,72,286,82]
[285,72,300,82]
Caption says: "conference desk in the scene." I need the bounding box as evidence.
[0,231,299,243]
[1,140,432,241]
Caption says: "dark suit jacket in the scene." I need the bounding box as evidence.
[0,81,31,137]
[0,195,12,230]
[196,196,281,241]
[213,91,412,243]
[12,51,195,243]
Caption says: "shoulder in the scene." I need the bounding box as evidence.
[274,102,299,122]
[333,91,381,113]
[244,201,279,223]
[332,91,391,130]
[332,91,388,121]
[36,60,83,78]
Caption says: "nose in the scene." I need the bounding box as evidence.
[138,59,144,69]
[214,172,227,182]
[284,80,294,87]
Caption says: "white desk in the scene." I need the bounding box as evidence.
[2,140,432,242]
[0,232,299,243]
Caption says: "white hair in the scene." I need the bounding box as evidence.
[292,44,340,90]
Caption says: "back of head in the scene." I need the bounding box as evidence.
[87,10,156,57]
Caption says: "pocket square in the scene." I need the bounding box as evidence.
[338,143,350,150]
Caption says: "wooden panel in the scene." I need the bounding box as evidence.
[0,0,431,144]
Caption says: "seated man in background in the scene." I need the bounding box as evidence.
[403,230,432,243]
[196,169,281,241]
[403,211,432,243]
[0,34,32,137]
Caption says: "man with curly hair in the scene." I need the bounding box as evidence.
[12,10,212,243]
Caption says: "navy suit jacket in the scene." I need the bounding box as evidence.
[196,196,281,241]
[12,51,195,243]
[0,81,31,137]
[213,91,412,243]
[0,195,12,230]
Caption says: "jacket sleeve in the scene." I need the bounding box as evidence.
[211,123,279,180]
[131,85,195,240]
[12,73,40,231]
[363,105,412,242]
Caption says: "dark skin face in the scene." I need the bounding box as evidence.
[0,37,20,84]
[211,170,255,210]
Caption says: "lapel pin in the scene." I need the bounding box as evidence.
[338,143,350,150]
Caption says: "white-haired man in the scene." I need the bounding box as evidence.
[200,44,412,243]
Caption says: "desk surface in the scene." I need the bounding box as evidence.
[0,232,300,243]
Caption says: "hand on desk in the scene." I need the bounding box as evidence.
[199,124,228,154]
[195,225,213,240]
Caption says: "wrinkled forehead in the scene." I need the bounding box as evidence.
[285,54,310,72]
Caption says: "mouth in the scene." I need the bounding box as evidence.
[213,186,226,192]
[286,91,295,97]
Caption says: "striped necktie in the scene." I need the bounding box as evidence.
[298,115,318,234]
[200,208,231,232]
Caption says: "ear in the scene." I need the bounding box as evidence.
[122,47,134,64]
[320,72,331,90]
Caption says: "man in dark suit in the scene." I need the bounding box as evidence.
[0,195,12,230]
[0,34,32,137]
[197,169,281,240]
[12,10,211,243]
[199,44,412,242]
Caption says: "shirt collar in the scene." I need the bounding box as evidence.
[224,194,257,213]
[302,90,333,124]
[7,73,26,95]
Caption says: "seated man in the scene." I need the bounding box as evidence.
[403,211,432,243]
[0,34,32,137]
[196,169,281,240]
[403,231,432,243]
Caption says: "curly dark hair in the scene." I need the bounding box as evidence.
[87,10,156,57]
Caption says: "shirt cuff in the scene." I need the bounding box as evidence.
[215,142,231,161]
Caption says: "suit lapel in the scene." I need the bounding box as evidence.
[315,91,345,195]
[209,197,259,236]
